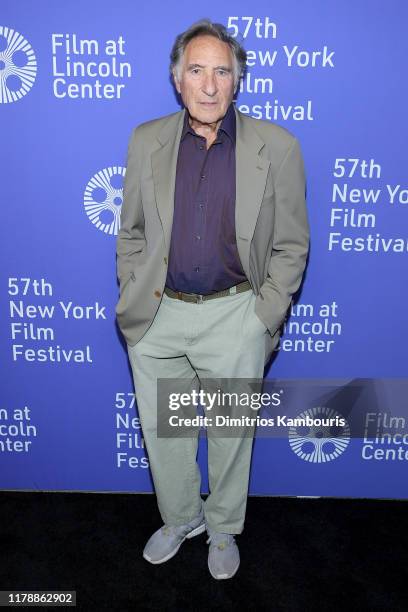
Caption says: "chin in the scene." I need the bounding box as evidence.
[193,106,223,123]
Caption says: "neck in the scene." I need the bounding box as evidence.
[188,115,222,140]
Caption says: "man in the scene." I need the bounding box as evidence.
[116,19,309,580]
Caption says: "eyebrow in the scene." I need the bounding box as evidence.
[186,63,232,72]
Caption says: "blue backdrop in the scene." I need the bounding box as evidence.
[1,0,408,497]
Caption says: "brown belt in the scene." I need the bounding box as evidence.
[164,280,252,304]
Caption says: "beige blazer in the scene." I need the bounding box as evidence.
[116,105,309,365]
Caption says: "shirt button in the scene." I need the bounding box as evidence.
[199,204,204,209]
[199,145,204,150]
[196,235,201,240]
[194,267,200,272]
[200,175,205,180]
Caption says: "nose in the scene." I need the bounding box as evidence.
[202,71,217,96]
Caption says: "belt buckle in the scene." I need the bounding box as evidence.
[196,294,204,304]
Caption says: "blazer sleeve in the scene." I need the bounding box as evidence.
[260,137,310,335]
[116,127,146,289]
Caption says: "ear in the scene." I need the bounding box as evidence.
[172,69,181,94]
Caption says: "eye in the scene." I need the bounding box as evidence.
[217,69,232,77]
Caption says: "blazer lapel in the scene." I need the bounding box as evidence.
[151,109,186,254]
[234,106,270,278]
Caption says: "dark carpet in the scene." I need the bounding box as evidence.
[1,492,408,611]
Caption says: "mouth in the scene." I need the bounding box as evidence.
[199,102,217,106]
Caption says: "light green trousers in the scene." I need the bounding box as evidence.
[127,287,267,534]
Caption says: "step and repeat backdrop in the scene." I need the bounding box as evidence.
[1,1,407,497]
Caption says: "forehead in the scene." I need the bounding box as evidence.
[183,35,233,65]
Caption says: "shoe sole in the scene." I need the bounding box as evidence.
[143,522,206,565]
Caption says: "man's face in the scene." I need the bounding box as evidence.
[173,35,236,126]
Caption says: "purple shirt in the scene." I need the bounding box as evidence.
[165,102,247,295]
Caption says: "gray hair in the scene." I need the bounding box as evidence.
[170,18,247,91]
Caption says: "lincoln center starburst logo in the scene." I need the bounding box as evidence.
[84,166,125,235]
[288,406,350,463]
[0,26,37,103]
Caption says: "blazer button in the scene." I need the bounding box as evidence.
[154,290,161,298]
[164,257,168,264]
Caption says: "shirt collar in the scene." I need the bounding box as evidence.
[181,102,236,144]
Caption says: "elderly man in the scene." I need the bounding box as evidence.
[116,19,309,579]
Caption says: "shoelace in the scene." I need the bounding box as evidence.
[161,524,193,538]
[206,532,235,551]
[161,526,174,536]
[159,508,205,539]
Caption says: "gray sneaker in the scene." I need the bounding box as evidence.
[143,509,205,564]
[206,528,240,580]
